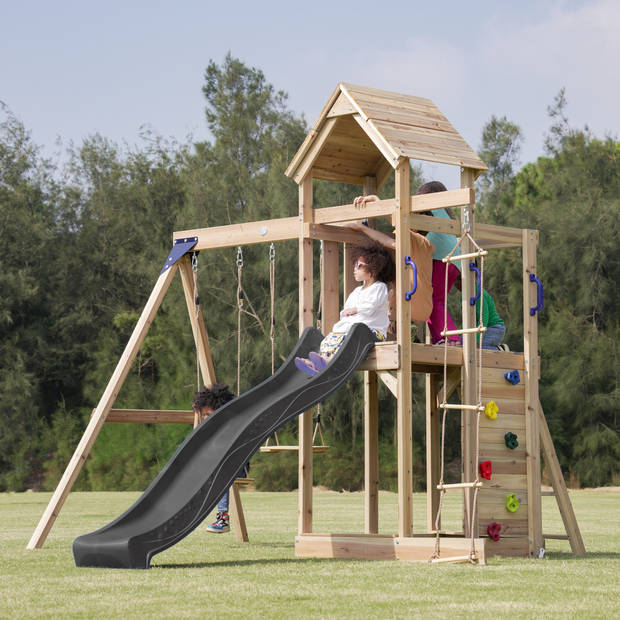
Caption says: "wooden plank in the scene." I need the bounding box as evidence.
[479,412,527,430]
[377,370,397,396]
[352,114,401,167]
[460,168,477,536]
[293,117,338,184]
[174,216,299,251]
[321,240,339,333]
[178,255,216,388]
[358,342,399,370]
[325,92,356,118]
[523,229,543,556]
[538,400,586,555]
[481,383,525,400]
[395,160,413,538]
[411,188,474,213]
[484,536,529,558]
[481,397,526,415]
[305,223,368,245]
[27,264,179,549]
[298,175,314,536]
[479,426,526,445]
[311,167,366,186]
[364,371,379,534]
[396,536,487,564]
[314,197,397,225]
[481,366,527,384]
[102,409,194,424]
[296,534,397,560]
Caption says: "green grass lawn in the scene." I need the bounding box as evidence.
[1,488,619,618]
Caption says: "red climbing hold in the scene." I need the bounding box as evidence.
[479,460,492,480]
[487,521,501,541]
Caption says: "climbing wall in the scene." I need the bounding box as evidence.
[477,354,530,557]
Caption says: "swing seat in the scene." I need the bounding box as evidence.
[259,444,330,453]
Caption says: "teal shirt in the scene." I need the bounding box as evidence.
[426,208,461,272]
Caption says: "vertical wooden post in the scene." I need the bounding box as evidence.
[362,175,380,534]
[229,481,249,543]
[394,160,413,538]
[321,240,340,333]
[460,168,477,536]
[426,374,441,531]
[523,229,544,556]
[27,264,179,549]
[364,370,379,533]
[298,174,314,536]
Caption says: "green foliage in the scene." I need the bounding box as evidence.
[477,100,620,486]
[1,64,617,493]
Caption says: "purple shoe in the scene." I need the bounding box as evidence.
[295,357,318,376]
[309,352,328,371]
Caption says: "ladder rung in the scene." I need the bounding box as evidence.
[437,482,484,490]
[441,326,486,336]
[442,250,488,263]
[439,403,483,411]
[543,533,570,540]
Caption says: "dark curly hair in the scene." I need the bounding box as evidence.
[350,241,395,284]
[193,383,234,411]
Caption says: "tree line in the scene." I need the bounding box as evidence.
[1,55,618,493]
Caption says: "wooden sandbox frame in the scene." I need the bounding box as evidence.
[28,84,584,562]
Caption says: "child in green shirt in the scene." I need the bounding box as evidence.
[476,289,506,350]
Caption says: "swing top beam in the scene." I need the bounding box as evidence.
[172,189,522,251]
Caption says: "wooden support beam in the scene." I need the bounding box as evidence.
[27,264,179,549]
[395,159,413,538]
[293,117,338,184]
[321,240,339,333]
[178,255,216,392]
[460,167,477,537]
[523,229,544,556]
[537,400,586,555]
[102,409,194,424]
[298,175,314,536]
[364,371,379,534]
[229,480,249,543]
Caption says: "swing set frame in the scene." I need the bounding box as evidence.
[28,83,585,564]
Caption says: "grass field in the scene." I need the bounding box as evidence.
[1,488,619,618]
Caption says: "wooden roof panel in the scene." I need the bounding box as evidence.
[285,83,488,184]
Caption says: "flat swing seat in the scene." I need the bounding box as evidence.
[260,444,330,453]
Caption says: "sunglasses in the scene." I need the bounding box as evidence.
[353,260,368,269]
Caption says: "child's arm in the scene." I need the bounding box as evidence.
[341,307,358,317]
[345,221,396,250]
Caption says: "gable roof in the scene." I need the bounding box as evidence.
[285,83,487,186]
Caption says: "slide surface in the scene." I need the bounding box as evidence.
[73,324,377,568]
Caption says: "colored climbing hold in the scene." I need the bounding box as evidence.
[504,369,520,385]
[505,432,519,450]
[479,460,492,480]
[487,522,501,541]
[506,493,520,512]
[484,401,499,420]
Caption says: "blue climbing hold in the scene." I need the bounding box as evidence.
[504,369,520,385]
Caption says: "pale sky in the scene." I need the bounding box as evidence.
[2,0,618,188]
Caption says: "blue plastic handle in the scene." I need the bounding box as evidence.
[469,262,481,306]
[404,256,417,300]
[529,273,544,316]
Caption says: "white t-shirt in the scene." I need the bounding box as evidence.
[331,281,389,338]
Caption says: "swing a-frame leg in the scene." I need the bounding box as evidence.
[27,264,180,549]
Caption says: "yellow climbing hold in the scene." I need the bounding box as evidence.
[484,400,499,420]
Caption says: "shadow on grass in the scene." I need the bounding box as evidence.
[544,550,620,560]
[156,557,351,570]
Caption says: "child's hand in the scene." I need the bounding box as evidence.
[341,307,358,317]
[353,194,379,208]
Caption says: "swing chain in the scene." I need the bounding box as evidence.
[269,242,275,262]
[236,246,244,268]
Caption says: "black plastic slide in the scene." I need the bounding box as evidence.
[73,324,377,568]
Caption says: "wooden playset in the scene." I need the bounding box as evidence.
[28,83,585,563]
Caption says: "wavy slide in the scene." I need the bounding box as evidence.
[73,324,377,568]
